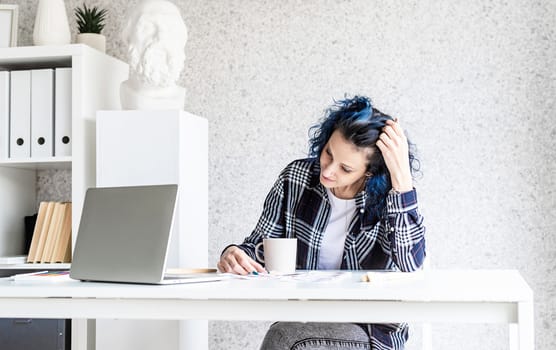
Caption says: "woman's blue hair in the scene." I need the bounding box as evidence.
[308,95,421,223]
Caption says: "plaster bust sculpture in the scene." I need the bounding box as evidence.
[120,0,188,110]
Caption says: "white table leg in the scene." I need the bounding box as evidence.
[510,301,535,350]
[179,320,208,350]
[517,301,534,350]
[422,322,432,350]
[87,319,97,350]
[72,319,96,350]
[509,323,518,350]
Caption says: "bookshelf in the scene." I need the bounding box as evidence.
[0,44,128,268]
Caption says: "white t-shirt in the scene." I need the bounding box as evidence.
[318,188,356,269]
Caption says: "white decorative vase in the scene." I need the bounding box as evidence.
[33,0,71,46]
[77,33,106,53]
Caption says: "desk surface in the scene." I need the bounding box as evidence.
[0,269,532,302]
[0,269,535,350]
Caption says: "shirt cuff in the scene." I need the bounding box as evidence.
[386,188,418,214]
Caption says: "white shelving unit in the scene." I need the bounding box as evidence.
[0,44,128,268]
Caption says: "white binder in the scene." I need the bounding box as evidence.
[54,68,71,157]
[0,71,9,160]
[9,70,31,158]
[31,69,54,158]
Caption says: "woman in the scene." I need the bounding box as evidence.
[217,96,426,349]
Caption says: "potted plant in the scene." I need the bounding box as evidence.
[74,3,108,52]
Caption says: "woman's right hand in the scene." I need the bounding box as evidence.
[217,246,266,275]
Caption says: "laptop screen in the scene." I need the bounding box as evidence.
[70,184,178,284]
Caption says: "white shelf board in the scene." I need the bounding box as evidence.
[0,44,85,57]
[0,263,70,270]
[0,157,72,170]
[0,44,124,70]
[0,44,82,69]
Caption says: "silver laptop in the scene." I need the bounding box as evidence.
[70,185,224,285]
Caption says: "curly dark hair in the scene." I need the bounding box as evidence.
[308,95,420,222]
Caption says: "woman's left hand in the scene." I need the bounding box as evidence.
[376,119,413,192]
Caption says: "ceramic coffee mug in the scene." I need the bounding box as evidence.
[255,238,297,274]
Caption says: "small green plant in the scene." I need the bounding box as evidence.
[74,4,108,34]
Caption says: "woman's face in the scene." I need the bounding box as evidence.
[319,130,370,191]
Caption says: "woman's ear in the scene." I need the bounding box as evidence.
[365,172,372,177]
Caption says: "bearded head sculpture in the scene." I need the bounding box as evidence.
[120,0,188,110]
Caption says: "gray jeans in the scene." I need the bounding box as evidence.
[260,322,371,350]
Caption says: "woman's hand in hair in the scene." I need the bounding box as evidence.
[217,246,266,275]
[376,119,413,192]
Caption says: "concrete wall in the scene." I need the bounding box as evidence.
[9,0,555,349]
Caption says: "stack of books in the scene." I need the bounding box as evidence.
[27,202,72,263]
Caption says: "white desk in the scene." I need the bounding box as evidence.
[0,270,534,350]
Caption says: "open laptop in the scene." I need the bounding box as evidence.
[70,184,225,284]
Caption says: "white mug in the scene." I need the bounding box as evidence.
[255,238,297,274]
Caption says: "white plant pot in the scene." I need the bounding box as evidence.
[77,33,106,53]
[33,0,71,45]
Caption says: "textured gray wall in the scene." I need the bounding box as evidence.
[6,0,555,349]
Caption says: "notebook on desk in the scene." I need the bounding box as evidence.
[70,184,225,285]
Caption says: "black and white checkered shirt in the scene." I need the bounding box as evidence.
[239,158,425,271]
[236,158,426,349]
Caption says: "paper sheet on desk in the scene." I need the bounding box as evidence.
[10,270,71,281]
[241,271,352,283]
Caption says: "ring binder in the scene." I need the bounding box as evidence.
[31,69,54,158]
[9,70,31,158]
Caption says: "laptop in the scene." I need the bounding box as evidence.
[70,184,225,285]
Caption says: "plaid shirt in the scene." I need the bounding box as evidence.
[236,158,426,349]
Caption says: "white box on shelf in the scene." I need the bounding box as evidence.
[96,109,209,350]
[96,110,208,269]
[31,68,54,158]
[54,67,71,157]
[0,71,9,160]
[9,70,31,158]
